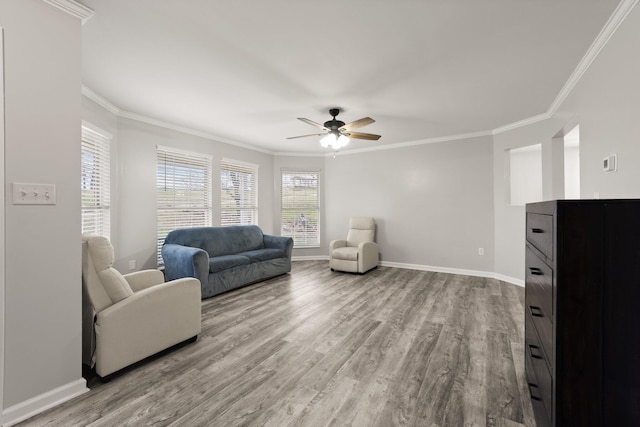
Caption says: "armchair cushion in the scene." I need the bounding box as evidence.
[332,246,359,261]
[87,236,133,303]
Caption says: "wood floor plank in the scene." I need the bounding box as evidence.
[17,261,534,427]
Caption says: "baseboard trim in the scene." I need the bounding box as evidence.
[292,255,329,261]
[2,378,89,427]
[292,257,524,287]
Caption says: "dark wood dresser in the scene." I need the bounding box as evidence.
[525,200,640,427]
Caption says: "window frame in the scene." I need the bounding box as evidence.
[156,145,213,265]
[220,158,259,227]
[280,169,320,248]
[81,122,112,239]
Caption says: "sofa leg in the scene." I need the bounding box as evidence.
[188,335,198,343]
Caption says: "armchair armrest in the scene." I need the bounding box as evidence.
[358,241,379,272]
[124,269,164,292]
[264,234,294,258]
[161,243,209,286]
[329,239,347,255]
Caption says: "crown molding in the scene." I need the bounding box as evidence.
[82,85,120,115]
[82,85,273,154]
[547,0,639,116]
[319,130,493,158]
[492,112,551,135]
[118,110,274,155]
[41,0,94,24]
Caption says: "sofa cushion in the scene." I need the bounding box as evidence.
[242,248,285,263]
[332,246,359,261]
[209,254,251,273]
[165,225,265,257]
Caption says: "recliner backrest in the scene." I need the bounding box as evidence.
[346,217,376,247]
[82,234,133,311]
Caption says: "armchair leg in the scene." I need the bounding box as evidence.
[99,373,113,384]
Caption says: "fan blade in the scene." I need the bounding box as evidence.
[340,117,375,131]
[286,133,325,140]
[345,131,381,141]
[298,118,328,130]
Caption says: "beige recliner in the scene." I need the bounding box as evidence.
[82,234,201,379]
[329,217,379,273]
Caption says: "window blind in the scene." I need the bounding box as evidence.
[220,158,258,226]
[281,170,320,247]
[81,125,111,238]
[157,146,212,264]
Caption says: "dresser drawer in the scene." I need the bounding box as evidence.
[526,213,553,260]
[526,313,553,427]
[525,247,553,360]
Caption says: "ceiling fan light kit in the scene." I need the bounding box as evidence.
[320,131,350,149]
[287,108,381,151]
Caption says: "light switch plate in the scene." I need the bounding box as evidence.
[12,183,57,205]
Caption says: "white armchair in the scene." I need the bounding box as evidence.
[82,234,201,380]
[329,217,379,273]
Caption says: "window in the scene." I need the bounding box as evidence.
[157,146,212,264]
[81,124,111,238]
[220,158,258,226]
[281,170,320,247]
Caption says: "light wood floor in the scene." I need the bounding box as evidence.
[19,261,535,427]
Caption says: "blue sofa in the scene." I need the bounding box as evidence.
[162,226,293,299]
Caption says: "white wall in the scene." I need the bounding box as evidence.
[493,3,640,281]
[509,144,543,206]
[0,0,86,416]
[325,136,495,273]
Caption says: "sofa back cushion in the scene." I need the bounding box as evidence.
[164,225,265,257]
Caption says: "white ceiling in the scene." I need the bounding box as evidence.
[80,0,621,154]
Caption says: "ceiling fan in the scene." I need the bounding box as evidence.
[287,108,381,150]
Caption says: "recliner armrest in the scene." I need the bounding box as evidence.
[358,241,379,253]
[124,269,165,292]
[330,239,347,254]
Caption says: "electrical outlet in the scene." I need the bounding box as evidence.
[12,183,56,205]
[478,248,485,256]
[128,260,136,270]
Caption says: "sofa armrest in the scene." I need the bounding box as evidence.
[94,278,201,376]
[124,269,165,292]
[264,234,294,258]
[161,243,209,286]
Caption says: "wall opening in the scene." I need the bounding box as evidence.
[563,125,580,199]
[508,144,542,206]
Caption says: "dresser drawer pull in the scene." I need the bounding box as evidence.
[528,344,544,360]
[528,383,543,401]
[530,228,544,234]
[529,305,544,318]
[529,267,543,276]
